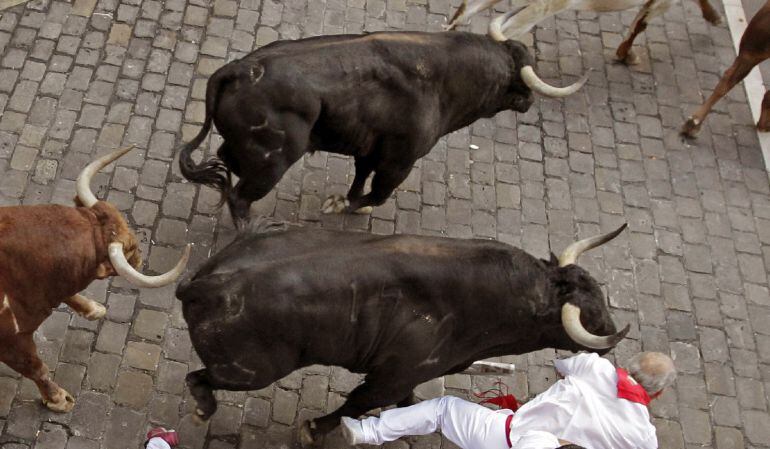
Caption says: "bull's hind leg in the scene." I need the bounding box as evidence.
[64,294,106,321]
[616,0,655,65]
[759,91,770,132]
[0,332,74,412]
[186,369,218,423]
[228,114,314,228]
[682,55,759,137]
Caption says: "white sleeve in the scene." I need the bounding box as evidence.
[553,353,599,378]
[146,438,172,449]
[640,428,659,449]
[510,430,561,449]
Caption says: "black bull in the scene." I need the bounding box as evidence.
[177,220,629,443]
[178,31,585,227]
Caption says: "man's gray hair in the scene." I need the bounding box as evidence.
[624,352,677,395]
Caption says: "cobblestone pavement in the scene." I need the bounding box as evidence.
[1,0,770,448]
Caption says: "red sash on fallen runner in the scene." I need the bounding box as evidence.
[505,414,513,448]
[616,367,651,405]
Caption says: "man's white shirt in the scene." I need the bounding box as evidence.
[509,352,658,449]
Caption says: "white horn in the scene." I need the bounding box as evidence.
[520,66,589,98]
[559,224,627,267]
[108,243,191,288]
[76,145,136,207]
[488,10,517,41]
[561,303,629,349]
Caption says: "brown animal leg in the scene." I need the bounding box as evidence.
[697,0,722,25]
[0,332,74,412]
[758,90,770,131]
[64,294,106,321]
[682,55,759,137]
[616,2,652,65]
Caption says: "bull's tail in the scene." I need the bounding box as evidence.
[178,66,240,204]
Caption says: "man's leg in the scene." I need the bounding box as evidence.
[357,396,508,449]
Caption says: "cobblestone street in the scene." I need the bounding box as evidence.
[1,0,769,448]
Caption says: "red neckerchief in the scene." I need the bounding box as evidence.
[616,367,651,405]
[474,381,520,412]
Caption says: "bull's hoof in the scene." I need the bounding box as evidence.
[191,408,210,426]
[758,113,770,132]
[353,206,373,215]
[617,49,640,65]
[703,9,722,25]
[43,389,75,413]
[82,302,106,320]
[681,117,701,138]
[299,420,317,447]
[322,195,349,214]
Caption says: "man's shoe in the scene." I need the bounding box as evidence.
[340,417,365,445]
[146,428,179,448]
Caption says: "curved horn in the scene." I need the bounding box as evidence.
[559,223,627,267]
[520,66,589,98]
[108,242,191,288]
[561,303,630,349]
[76,145,136,207]
[488,10,518,41]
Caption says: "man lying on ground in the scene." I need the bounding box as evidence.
[341,351,676,449]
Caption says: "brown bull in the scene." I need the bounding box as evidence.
[0,146,190,412]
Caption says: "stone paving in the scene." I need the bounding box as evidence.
[1,0,770,448]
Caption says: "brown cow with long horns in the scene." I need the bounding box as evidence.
[0,146,190,412]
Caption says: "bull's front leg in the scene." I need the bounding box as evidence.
[0,332,75,412]
[322,156,376,215]
[186,369,218,423]
[64,294,106,321]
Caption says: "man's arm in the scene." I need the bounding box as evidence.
[553,352,600,378]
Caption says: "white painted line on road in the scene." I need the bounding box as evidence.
[721,0,770,180]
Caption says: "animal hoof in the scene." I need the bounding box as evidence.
[83,302,106,320]
[621,49,640,65]
[321,195,349,214]
[191,409,209,426]
[44,389,75,413]
[354,206,373,215]
[704,11,722,25]
[681,117,701,138]
[299,420,316,447]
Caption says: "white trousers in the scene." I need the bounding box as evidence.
[359,396,511,449]
[146,438,171,449]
